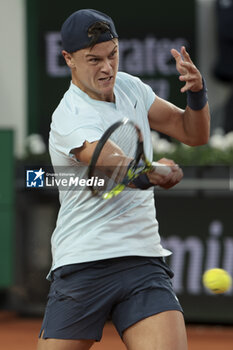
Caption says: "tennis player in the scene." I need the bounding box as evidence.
[37,9,210,350]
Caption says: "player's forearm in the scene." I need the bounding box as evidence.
[182,102,210,146]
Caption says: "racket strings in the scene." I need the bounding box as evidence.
[92,122,139,193]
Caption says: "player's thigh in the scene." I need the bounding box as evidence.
[122,310,188,350]
[37,337,95,350]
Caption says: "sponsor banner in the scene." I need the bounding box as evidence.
[156,193,233,323]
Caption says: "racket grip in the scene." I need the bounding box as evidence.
[151,161,172,176]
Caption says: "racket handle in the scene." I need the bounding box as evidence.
[151,161,172,175]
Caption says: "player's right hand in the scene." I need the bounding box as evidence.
[147,158,183,189]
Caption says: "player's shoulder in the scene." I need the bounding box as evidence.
[51,84,95,135]
[116,72,155,105]
[116,71,142,87]
[116,72,150,96]
[52,87,73,118]
[54,83,97,117]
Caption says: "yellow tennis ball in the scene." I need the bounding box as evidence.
[203,268,232,294]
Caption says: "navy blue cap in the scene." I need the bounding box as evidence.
[61,9,118,53]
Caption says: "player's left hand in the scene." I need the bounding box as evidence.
[171,46,203,93]
[147,158,183,189]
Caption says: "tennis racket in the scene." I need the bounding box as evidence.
[87,118,171,199]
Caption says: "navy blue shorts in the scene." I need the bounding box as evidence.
[39,256,183,341]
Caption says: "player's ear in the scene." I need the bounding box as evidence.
[62,50,75,69]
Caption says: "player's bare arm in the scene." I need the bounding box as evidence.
[148,46,210,146]
[74,142,183,190]
[73,141,98,164]
[73,140,128,166]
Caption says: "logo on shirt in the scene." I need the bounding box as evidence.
[26,168,45,188]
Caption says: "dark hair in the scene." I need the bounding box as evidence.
[87,21,113,48]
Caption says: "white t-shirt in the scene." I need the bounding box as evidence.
[49,72,171,274]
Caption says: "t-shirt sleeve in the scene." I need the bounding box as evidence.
[132,76,156,111]
[117,72,156,112]
[50,108,103,157]
[53,127,102,157]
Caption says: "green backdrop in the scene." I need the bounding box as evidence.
[0,130,14,288]
[26,0,195,139]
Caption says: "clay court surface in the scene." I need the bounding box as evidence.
[0,312,233,350]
